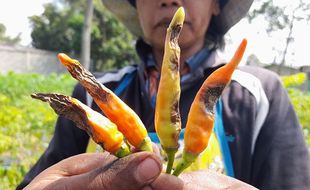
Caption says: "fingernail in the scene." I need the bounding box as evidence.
[136,157,161,183]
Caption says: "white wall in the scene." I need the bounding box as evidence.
[0,45,66,75]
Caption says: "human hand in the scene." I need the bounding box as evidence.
[25,150,257,190]
[24,152,164,190]
[150,170,258,190]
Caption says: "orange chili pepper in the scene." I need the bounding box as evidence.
[173,39,247,176]
[57,54,153,152]
[155,7,185,174]
[31,93,131,158]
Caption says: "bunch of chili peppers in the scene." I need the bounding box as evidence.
[32,7,247,176]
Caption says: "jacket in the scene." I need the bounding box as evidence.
[17,49,310,190]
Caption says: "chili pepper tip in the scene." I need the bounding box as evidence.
[169,7,185,29]
[58,53,79,66]
[228,38,247,70]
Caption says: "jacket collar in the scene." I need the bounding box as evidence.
[135,38,226,75]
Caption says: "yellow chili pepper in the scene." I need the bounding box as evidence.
[57,54,153,152]
[155,7,185,174]
[31,93,131,158]
[173,39,248,176]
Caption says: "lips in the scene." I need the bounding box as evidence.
[155,18,171,28]
[155,17,190,29]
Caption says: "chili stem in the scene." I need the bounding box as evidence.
[165,149,177,174]
[172,152,196,176]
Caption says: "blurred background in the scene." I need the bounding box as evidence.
[0,0,309,189]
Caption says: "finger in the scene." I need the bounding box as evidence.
[25,153,115,190]
[180,170,258,190]
[152,143,161,157]
[48,152,162,190]
[52,152,116,175]
[150,173,184,190]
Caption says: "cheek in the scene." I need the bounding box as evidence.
[183,2,215,39]
[195,20,210,38]
[192,11,212,36]
[178,20,208,47]
[137,3,154,41]
[138,19,154,44]
[139,14,149,35]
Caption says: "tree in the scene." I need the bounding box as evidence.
[247,0,310,66]
[0,23,21,45]
[81,0,94,69]
[30,3,83,53]
[29,0,137,71]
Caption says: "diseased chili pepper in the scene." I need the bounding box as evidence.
[31,93,131,158]
[155,7,185,174]
[57,54,153,152]
[172,39,248,176]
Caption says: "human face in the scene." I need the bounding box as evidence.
[136,0,220,51]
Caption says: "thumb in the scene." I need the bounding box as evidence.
[54,152,162,190]
[86,152,162,190]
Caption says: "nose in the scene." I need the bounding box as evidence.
[160,0,182,8]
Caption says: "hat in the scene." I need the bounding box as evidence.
[101,0,254,37]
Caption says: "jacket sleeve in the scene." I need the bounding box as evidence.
[16,84,90,190]
[250,72,310,190]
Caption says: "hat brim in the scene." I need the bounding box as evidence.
[101,0,253,37]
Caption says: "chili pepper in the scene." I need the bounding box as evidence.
[155,7,185,174]
[57,54,153,152]
[172,39,248,176]
[31,93,131,157]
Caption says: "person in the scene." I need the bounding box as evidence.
[18,0,310,189]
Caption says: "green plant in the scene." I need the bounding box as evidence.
[281,73,310,146]
[0,72,75,189]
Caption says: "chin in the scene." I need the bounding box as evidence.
[146,33,166,50]
[178,38,195,50]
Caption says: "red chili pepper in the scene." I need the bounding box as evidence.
[57,54,153,152]
[31,93,131,158]
[173,39,248,176]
